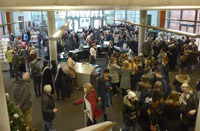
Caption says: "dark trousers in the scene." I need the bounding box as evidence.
[87,117,97,127]
[56,87,64,99]
[112,83,119,95]
[33,75,41,95]
[14,67,22,81]
[9,63,14,77]
[91,56,96,64]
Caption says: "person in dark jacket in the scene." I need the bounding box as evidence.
[107,40,114,59]
[122,90,139,131]
[74,83,103,126]
[30,54,42,97]
[163,91,184,131]
[168,44,178,70]
[159,57,169,83]
[54,65,73,100]
[132,65,144,91]
[138,91,164,131]
[187,80,200,130]
[155,69,171,99]
[179,83,194,131]
[12,48,22,81]
[13,73,32,130]
[18,45,26,73]
[97,69,112,121]
[51,60,57,79]
[42,60,55,94]
[41,85,58,131]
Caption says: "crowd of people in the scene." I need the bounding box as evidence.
[5,23,200,131]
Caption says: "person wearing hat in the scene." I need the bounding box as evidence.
[121,90,139,131]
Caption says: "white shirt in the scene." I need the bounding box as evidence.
[90,47,96,59]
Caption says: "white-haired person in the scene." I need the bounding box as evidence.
[73,83,103,126]
[121,90,139,131]
[41,85,58,131]
[13,72,32,130]
[179,83,194,131]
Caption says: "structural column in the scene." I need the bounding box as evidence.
[0,64,10,131]
[47,11,57,62]
[138,10,147,54]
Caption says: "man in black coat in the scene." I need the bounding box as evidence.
[155,69,171,99]
[138,91,164,131]
[41,85,58,131]
[159,57,169,83]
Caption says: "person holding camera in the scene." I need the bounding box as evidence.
[121,90,139,131]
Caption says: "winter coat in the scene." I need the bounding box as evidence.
[97,76,112,108]
[13,79,31,111]
[187,51,199,65]
[12,53,20,68]
[41,93,55,122]
[163,103,184,131]
[18,50,25,64]
[30,59,41,76]
[118,55,128,66]
[142,42,152,56]
[54,67,73,98]
[173,75,190,93]
[65,57,76,78]
[179,91,194,125]
[138,103,164,131]
[120,69,132,89]
[157,77,171,99]
[75,90,103,120]
[157,52,167,63]
[132,70,144,90]
[42,66,55,94]
[108,64,120,83]
[122,95,139,126]
[159,64,169,83]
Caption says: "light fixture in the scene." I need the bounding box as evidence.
[49,20,70,40]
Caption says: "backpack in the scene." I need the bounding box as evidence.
[30,62,39,76]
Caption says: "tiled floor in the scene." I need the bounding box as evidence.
[2,57,200,131]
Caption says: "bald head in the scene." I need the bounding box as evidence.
[22,72,30,80]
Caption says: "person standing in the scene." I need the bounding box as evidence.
[42,60,54,94]
[120,61,132,97]
[138,91,164,131]
[97,69,112,121]
[107,40,114,59]
[18,45,26,74]
[41,85,58,131]
[159,57,170,83]
[121,90,139,131]
[12,48,21,81]
[30,54,42,97]
[108,57,120,96]
[5,46,14,77]
[74,83,103,126]
[142,37,152,57]
[90,43,96,64]
[13,73,32,130]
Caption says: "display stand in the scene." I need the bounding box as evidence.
[0,36,9,71]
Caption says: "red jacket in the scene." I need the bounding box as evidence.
[75,90,103,120]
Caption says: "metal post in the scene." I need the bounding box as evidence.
[47,11,57,62]
[138,10,147,54]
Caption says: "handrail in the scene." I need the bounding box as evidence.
[97,122,116,131]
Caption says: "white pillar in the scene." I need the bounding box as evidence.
[0,64,10,131]
[47,11,57,62]
[138,10,147,54]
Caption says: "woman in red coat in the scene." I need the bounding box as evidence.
[74,83,103,126]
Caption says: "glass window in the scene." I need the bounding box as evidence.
[115,10,125,20]
[196,10,200,34]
